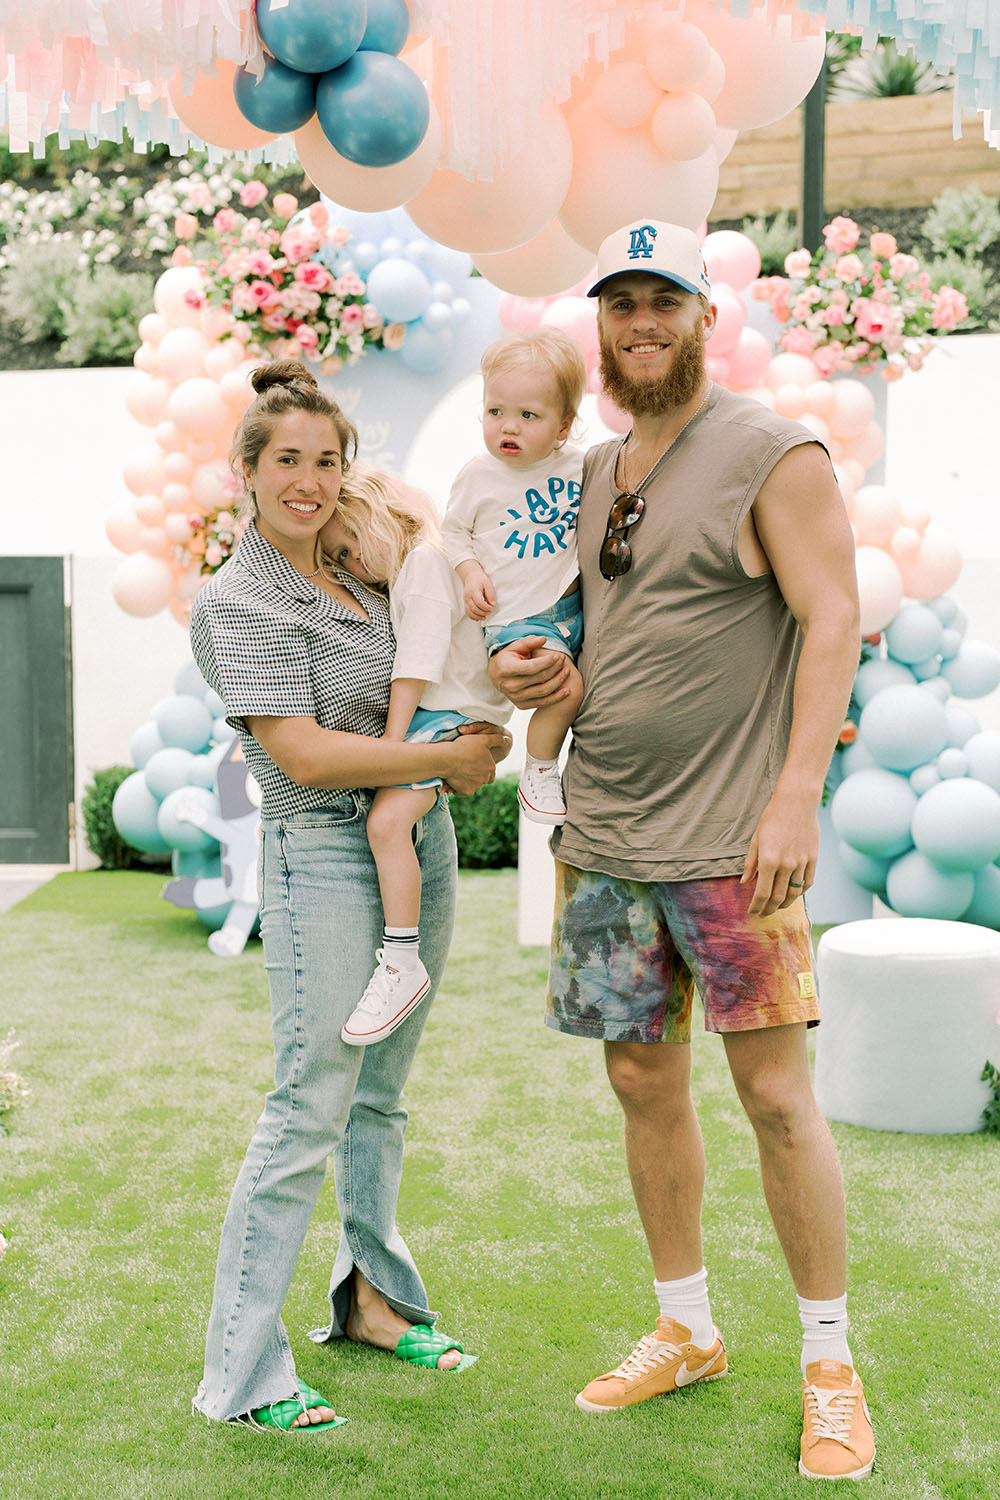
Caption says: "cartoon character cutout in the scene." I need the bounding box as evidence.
[163,738,262,957]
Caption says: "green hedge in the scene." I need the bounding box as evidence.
[81,765,143,870]
[449,773,519,869]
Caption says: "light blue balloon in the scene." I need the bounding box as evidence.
[257,0,365,74]
[316,51,429,168]
[941,640,1000,699]
[172,848,220,879]
[964,731,1000,791]
[886,849,974,919]
[213,716,237,743]
[944,700,980,747]
[379,236,405,258]
[450,296,472,321]
[424,242,474,285]
[112,771,171,856]
[939,627,962,660]
[234,56,318,134]
[852,657,914,708]
[399,321,454,373]
[830,767,917,858]
[364,257,430,323]
[839,740,880,777]
[204,689,226,717]
[421,300,454,332]
[351,240,380,272]
[936,748,969,779]
[962,863,1000,929]
[837,842,892,895]
[152,695,213,753]
[144,747,199,802]
[910,655,942,681]
[406,239,433,267]
[157,787,221,854]
[911,778,1000,871]
[858,684,948,772]
[188,754,220,791]
[359,0,410,56]
[919,677,952,703]
[130,720,164,769]
[174,660,209,698]
[909,764,941,796]
[884,602,944,665]
[928,595,959,626]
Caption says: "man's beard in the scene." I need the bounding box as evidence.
[598,320,706,418]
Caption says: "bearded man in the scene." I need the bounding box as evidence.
[490,220,874,1482]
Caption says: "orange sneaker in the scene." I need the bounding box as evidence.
[799,1360,875,1481]
[574,1317,727,1413]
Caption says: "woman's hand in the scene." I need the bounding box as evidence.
[442,728,510,796]
[488,636,572,709]
[456,720,513,766]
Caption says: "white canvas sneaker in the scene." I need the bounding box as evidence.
[341,950,431,1046]
[517,762,567,825]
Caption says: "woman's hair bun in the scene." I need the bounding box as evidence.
[251,359,320,396]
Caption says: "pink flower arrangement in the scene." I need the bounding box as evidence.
[754,217,969,380]
[182,506,245,579]
[170,186,391,368]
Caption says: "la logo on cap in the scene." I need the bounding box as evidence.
[627,225,658,261]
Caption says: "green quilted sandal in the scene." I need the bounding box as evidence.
[245,1379,348,1433]
[393,1324,478,1372]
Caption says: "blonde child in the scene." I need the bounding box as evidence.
[320,467,512,1047]
[441,328,587,824]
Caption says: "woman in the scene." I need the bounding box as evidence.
[190,360,508,1432]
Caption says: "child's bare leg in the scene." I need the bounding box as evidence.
[341,784,439,1047]
[519,660,585,827]
[366,785,438,927]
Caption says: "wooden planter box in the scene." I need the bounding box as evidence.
[714,92,1000,220]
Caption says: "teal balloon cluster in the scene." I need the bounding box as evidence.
[111,661,240,931]
[234,0,428,167]
[831,595,1000,926]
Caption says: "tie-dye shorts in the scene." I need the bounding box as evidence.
[547,861,820,1043]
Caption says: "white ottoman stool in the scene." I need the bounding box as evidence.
[815,918,1000,1133]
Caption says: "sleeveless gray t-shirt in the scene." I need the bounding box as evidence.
[551,384,822,881]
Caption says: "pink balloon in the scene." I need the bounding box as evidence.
[122,444,168,497]
[559,100,718,253]
[697,50,726,106]
[644,20,713,92]
[204,344,240,382]
[704,354,730,383]
[725,327,771,389]
[798,411,831,446]
[133,342,160,375]
[201,307,233,343]
[713,126,738,162]
[766,352,816,391]
[851,485,903,547]
[540,296,599,364]
[745,385,776,410]
[139,526,169,556]
[295,105,443,213]
[596,391,632,435]
[701,230,760,293]
[406,101,572,254]
[591,62,662,129]
[192,459,239,514]
[836,458,866,492]
[498,294,547,333]
[154,267,206,331]
[168,60,277,152]
[773,382,807,419]
[124,374,170,428]
[828,379,876,440]
[219,364,257,413]
[137,313,166,346]
[165,513,195,543]
[474,219,596,298]
[842,421,884,472]
[855,545,904,636]
[162,482,193,513]
[158,328,212,386]
[804,380,836,417]
[897,525,963,600]
[154,421,184,453]
[105,501,144,555]
[650,91,717,163]
[682,3,825,130]
[112,553,176,617]
[134,493,166,526]
[902,505,931,534]
[704,284,745,356]
[167,378,230,441]
[890,525,923,562]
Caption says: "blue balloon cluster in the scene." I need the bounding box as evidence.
[317,201,474,372]
[112,661,241,932]
[830,595,1000,926]
[235,0,428,168]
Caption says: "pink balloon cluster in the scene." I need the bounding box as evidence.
[738,352,886,490]
[846,487,963,637]
[107,266,256,623]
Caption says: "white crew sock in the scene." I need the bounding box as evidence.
[652,1267,715,1347]
[798,1293,852,1376]
[382,926,421,968]
[523,751,557,773]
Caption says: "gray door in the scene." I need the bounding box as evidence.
[0,558,73,863]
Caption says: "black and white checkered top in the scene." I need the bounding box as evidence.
[190,521,395,818]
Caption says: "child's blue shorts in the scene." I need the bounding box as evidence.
[396,707,474,790]
[482,590,583,660]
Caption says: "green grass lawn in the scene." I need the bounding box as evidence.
[0,870,996,1500]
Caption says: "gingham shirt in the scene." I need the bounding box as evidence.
[190,521,395,818]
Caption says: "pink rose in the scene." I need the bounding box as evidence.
[296,325,320,352]
[247,252,277,277]
[780,326,818,356]
[889,252,919,281]
[931,285,968,330]
[184,289,206,310]
[812,344,844,377]
[833,254,864,282]
[231,282,260,314]
[187,183,212,210]
[273,193,299,219]
[362,303,383,330]
[249,279,280,308]
[308,201,329,228]
[321,355,343,374]
[280,224,321,264]
[174,212,198,240]
[783,248,813,278]
[205,543,224,567]
[382,322,407,351]
[339,304,365,333]
[171,245,193,267]
[824,306,845,327]
[239,179,269,208]
[907,351,925,372]
[822,216,860,255]
[882,361,905,382]
[261,310,288,333]
[869,232,897,259]
[334,273,365,298]
[331,226,351,248]
[213,208,238,234]
[294,262,332,292]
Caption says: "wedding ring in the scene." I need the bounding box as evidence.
[788,879,805,887]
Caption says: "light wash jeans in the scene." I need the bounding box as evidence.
[193,790,457,1422]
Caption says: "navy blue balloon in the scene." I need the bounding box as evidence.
[257,0,366,75]
[234,56,318,134]
[316,51,429,168]
[360,0,410,55]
